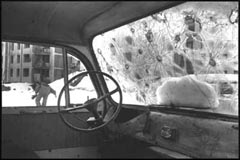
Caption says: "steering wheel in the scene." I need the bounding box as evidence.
[57,70,122,132]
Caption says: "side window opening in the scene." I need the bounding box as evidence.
[1,42,91,108]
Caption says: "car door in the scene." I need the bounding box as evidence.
[1,42,105,158]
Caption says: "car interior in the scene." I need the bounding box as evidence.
[1,1,238,158]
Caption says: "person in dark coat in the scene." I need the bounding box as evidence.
[31,82,56,107]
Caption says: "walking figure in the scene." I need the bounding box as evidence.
[31,82,56,107]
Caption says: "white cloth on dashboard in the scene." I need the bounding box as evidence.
[156,75,219,109]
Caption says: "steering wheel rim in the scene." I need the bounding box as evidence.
[57,70,122,132]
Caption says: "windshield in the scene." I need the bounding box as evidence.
[92,2,238,116]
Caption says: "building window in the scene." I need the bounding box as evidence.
[24,44,30,48]
[42,69,49,77]
[43,48,50,53]
[10,69,13,77]
[23,68,29,77]
[54,69,64,80]
[17,43,20,50]
[17,68,20,77]
[11,55,14,63]
[24,54,31,62]
[42,55,50,63]
[54,55,63,68]
[55,47,63,53]
[10,43,14,50]
[17,55,20,63]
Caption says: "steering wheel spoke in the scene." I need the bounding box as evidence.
[61,103,90,113]
[93,88,119,104]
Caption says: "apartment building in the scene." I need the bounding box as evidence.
[2,42,80,83]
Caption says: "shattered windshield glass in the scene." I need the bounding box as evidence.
[93,2,238,115]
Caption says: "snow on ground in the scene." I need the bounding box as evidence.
[2,83,36,107]
[2,71,95,107]
[2,71,137,107]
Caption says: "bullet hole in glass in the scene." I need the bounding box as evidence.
[145,83,149,87]
[209,58,216,67]
[145,30,153,43]
[109,43,114,48]
[174,34,181,43]
[124,52,132,62]
[125,64,129,70]
[134,72,142,79]
[130,28,135,34]
[97,48,102,54]
[138,49,143,55]
[156,55,162,62]
[125,36,134,45]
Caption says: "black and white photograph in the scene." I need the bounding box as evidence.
[1,1,238,158]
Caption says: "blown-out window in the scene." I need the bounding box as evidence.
[24,54,31,63]
[93,2,238,115]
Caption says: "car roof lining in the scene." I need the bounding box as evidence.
[1,1,185,46]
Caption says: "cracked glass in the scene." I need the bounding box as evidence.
[93,2,238,115]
